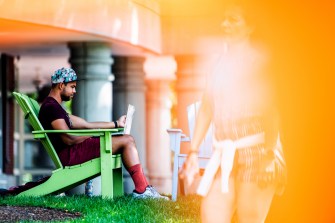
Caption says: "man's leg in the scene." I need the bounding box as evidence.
[112,135,139,168]
[111,135,169,200]
[112,135,148,193]
[236,182,276,223]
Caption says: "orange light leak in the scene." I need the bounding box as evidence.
[168,0,335,222]
[264,1,335,222]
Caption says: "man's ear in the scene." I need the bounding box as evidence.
[57,83,64,90]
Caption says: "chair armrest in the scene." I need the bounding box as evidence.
[32,129,124,153]
[167,128,190,142]
[32,128,122,138]
[167,128,183,133]
[166,128,191,153]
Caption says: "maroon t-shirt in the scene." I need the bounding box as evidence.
[38,97,101,166]
[39,97,72,152]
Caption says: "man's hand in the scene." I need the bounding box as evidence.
[179,153,200,188]
[117,115,127,128]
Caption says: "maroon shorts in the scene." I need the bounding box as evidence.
[58,137,101,166]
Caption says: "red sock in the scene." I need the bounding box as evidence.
[128,164,149,193]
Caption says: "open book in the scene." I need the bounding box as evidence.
[113,104,135,135]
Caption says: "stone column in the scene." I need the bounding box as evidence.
[143,56,176,194]
[174,55,207,153]
[145,79,173,193]
[112,56,146,194]
[68,42,114,195]
[68,42,114,121]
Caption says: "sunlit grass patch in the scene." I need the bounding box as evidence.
[0,194,201,222]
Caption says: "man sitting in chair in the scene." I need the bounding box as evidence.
[39,67,168,200]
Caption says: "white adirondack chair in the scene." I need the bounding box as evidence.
[167,102,213,201]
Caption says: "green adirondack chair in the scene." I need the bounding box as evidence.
[12,92,124,198]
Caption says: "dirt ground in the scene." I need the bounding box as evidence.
[0,205,81,222]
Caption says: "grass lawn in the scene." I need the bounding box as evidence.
[0,194,201,222]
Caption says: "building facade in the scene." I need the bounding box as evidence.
[0,0,220,194]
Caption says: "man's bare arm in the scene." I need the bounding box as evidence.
[51,119,90,145]
[69,114,126,129]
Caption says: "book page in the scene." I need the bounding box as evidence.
[124,104,135,134]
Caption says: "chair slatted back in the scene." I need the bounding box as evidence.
[13,92,63,169]
[187,101,213,157]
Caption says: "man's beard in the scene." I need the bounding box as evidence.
[61,93,72,101]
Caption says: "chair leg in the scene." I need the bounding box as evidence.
[101,164,123,199]
[172,173,178,201]
[112,167,124,197]
[172,155,180,201]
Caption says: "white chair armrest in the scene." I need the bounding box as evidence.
[167,128,182,133]
[167,128,182,153]
[167,128,190,152]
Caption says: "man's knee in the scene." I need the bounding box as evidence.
[124,135,136,147]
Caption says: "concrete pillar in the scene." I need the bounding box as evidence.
[67,42,114,195]
[68,42,114,121]
[174,55,207,153]
[145,79,173,193]
[143,55,177,194]
[112,56,146,194]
